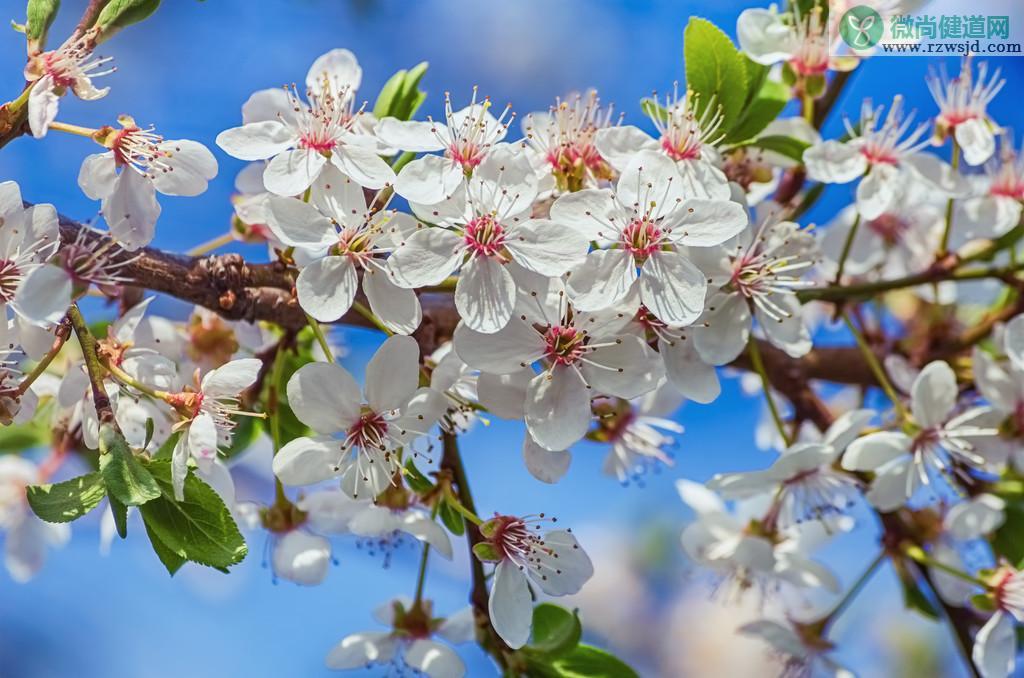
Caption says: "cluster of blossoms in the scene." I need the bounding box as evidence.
[5,1,1024,676]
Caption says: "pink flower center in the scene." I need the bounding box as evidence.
[547,143,604,173]
[447,142,484,172]
[42,52,77,89]
[860,143,900,166]
[991,171,1024,200]
[298,130,337,154]
[347,410,389,450]
[544,326,585,366]
[0,260,21,302]
[463,215,506,257]
[660,132,702,162]
[621,218,664,257]
[867,213,910,245]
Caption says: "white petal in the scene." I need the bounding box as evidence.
[856,164,899,220]
[363,267,421,335]
[400,512,454,560]
[394,155,461,205]
[523,436,571,483]
[438,607,475,644]
[1005,315,1024,372]
[241,88,297,125]
[455,256,516,334]
[12,266,72,327]
[215,121,294,161]
[201,358,262,397]
[28,76,59,139]
[375,119,447,153]
[911,360,957,428]
[533,529,594,596]
[405,640,465,678]
[488,559,533,650]
[264,195,337,248]
[693,293,751,366]
[152,140,218,197]
[955,118,996,166]
[593,126,658,172]
[453,319,545,374]
[616,151,686,212]
[566,249,636,312]
[332,144,395,190]
[388,227,465,288]
[366,334,420,413]
[640,250,707,326]
[973,611,1016,678]
[273,530,330,585]
[476,369,532,419]
[841,431,911,471]
[755,296,812,358]
[103,170,161,250]
[187,411,219,460]
[548,188,618,240]
[662,338,720,404]
[296,256,358,322]
[306,48,362,97]
[505,219,588,276]
[737,8,795,64]
[326,632,397,669]
[804,140,868,184]
[669,199,749,247]
[525,369,591,451]
[287,362,362,434]
[273,435,341,486]
[583,335,664,399]
[264,148,326,196]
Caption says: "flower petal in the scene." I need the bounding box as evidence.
[489,559,533,650]
[287,362,362,434]
[296,256,358,322]
[455,256,516,334]
[525,368,591,451]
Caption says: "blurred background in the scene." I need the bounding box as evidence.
[2,1,1023,676]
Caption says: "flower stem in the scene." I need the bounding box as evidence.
[304,312,335,362]
[822,551,886,629]
[67,304,116,426]
[16,318,71,396]
[903,543,989,588]
[413,503,440,606]
[840,311,909,421]
[186,232,235,257]
[268,340,289,507]
[832,213,861,286]
[747,338,790,446]
[103,358,168,401]
[939,140,961,257]
[48,120,100,138]
[350,301,392,336]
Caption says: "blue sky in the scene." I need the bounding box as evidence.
[2,1,1024,676]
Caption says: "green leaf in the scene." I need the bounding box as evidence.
[373,70,406,120]
[373,62,429,122]
[894,560,940,620]
[25,0,59,42]
[724,80,791,144]
[99,424,161,506]
[684,17,747,138]
[527,644,640,678]
[0,422,49,452]
[143,517,185,575]
[109,493,128,539]
[438,499,465,536]
[994,500,1024,567]
[138,460,248,570]
[26,472,106,523]
[472,541,502,562]
[403,459,434,494]
[152,431,180,461]
[743,134,810,163]
[529,604,582,658]
[95,0,160,33]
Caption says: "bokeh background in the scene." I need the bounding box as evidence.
[1,1,1023,676]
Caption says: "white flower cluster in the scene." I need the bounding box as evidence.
[6,3,1024,677]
